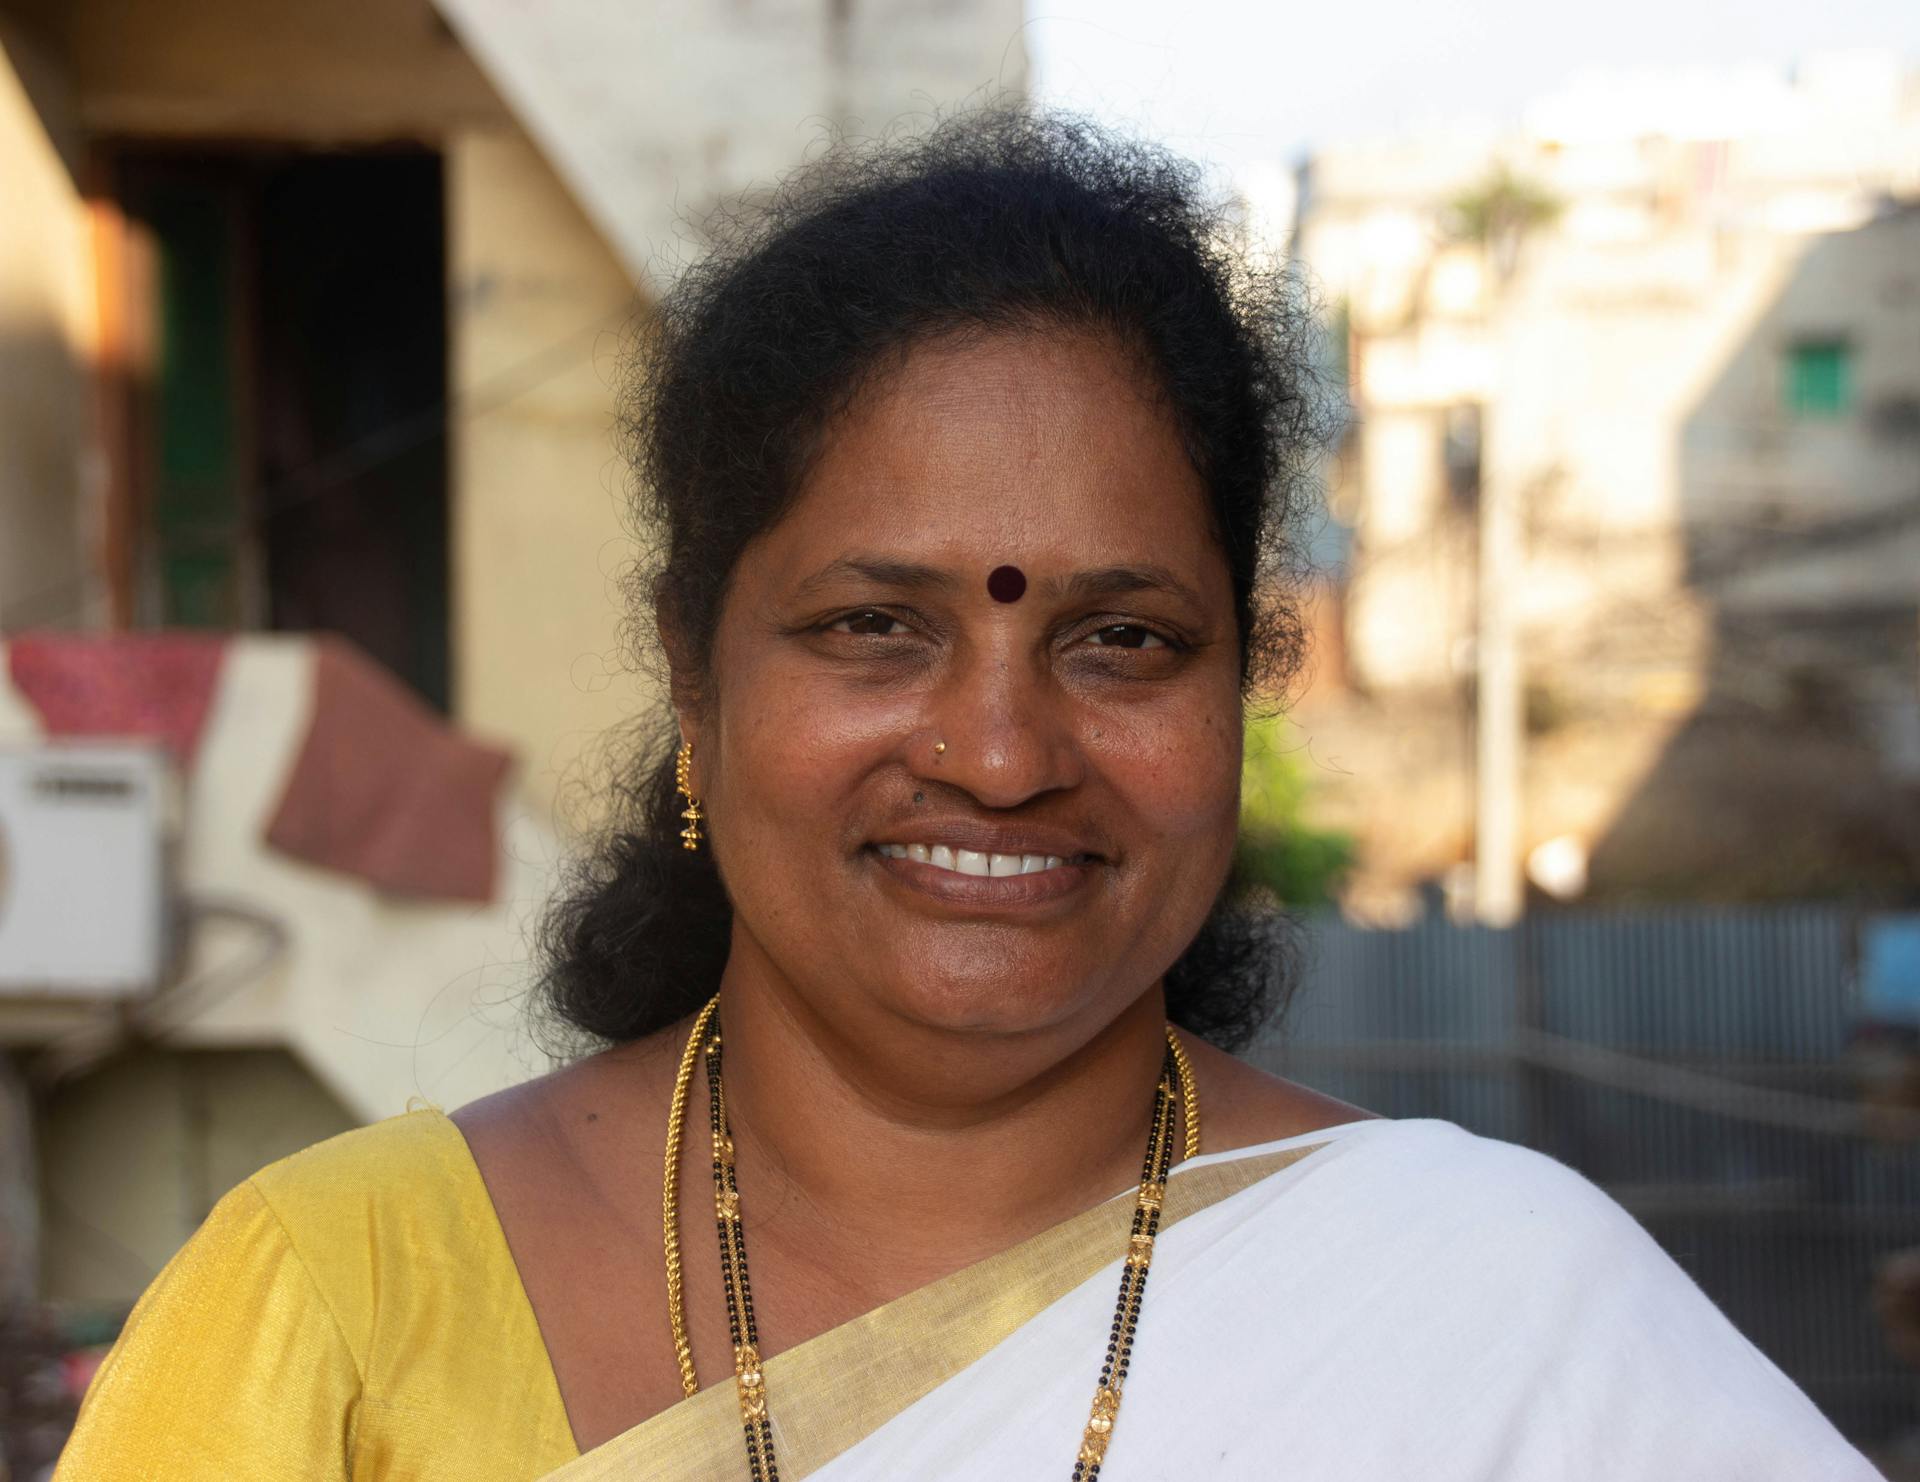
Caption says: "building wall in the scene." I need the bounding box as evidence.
[19,0,504,142]
[1685,212,1920,617]
[1293,62,1920,904]
[36,1048,356,1305]
[438,0,1028,281]
[447,125,654,811]
[1309,91,1920,701]
[0,19,92,631]
[0,0,650,811]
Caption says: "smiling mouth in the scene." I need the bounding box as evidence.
[872,843,1086,877]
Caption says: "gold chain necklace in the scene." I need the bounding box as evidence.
[663,998,1200,1480]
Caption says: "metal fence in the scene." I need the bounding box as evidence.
[1244,905,1920,1449]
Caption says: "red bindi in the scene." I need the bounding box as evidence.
[986,565,1027,603]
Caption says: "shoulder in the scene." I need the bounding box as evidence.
[239,1107,507,1362]
[1313,1117,1659,1262]
[1271,1120,1879,1476]
[1227,1115,1686,1314]
[1183,1036,1384,1150]
[248,1104,482,1232]
[1340,1118,1611,1209]
[84,1113,479,1366]
[1289,1119,1755,1384]
[447,1030,682,1218]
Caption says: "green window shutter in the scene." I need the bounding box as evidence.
[1786,339,1853,418]
[145,182,245,628]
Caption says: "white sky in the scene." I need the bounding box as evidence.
[1026,1,1920,177]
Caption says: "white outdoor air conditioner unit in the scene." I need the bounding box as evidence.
[0,742,176,997]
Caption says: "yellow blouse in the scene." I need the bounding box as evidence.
[56,1107,580,1480]
[57,1103,1329,1481]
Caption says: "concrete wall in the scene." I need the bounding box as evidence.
[439,0,1028,280]
[36,1048,356,1304]
[1291,68,1920,904]
[447,124,654,812]
[1304,87,1920,703]
[1684,212,1920,616]
[0,20,92,630]
[0,0,653,813]
[1319,205,1919,712]
[16,0,505,142]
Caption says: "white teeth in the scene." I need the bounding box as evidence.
[878,844,1077,876]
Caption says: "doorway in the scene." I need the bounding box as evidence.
[111,147,450,710]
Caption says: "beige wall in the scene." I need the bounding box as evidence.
[0,20,92,629]
[37,1048,356,1304]
[441,0,1027,281]
[447,123,655,811]
[1,0,654,814]
[1305,103,1920,701]
[1291,80,1920,904]
[18,0,504,142]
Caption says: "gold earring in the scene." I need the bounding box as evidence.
[675,740,704,851]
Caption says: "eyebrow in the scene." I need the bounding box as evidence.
[1050,564,1206,609]
[791,557,958,598]
[791,557,1206,609]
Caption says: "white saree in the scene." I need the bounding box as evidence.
[549,1118,1879,1480]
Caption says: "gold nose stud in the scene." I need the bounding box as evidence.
[933,741,947,756]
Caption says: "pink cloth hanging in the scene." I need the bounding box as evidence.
[265,635,514,903]
[6,631,228,768]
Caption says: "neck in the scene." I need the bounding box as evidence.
[705,948,1172,1290]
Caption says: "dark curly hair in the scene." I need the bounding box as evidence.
[534,106,1330,1058]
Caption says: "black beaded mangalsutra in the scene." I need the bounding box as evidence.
[678,1005,1196,1482]
[705,1028,779,1479]
[1073,1047,1180,1479]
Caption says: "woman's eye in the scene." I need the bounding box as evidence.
[830,610,905,637]
[1087,624,1168,650]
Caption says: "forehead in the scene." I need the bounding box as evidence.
[761,329,1221,581]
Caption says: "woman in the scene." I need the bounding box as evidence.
[58,111,1872,1480]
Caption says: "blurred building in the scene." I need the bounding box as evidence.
[1291,54,1920,919]
[0,0,1023,1437]
[0,0,1026,786]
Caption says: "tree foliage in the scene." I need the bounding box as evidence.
[1236,714,1355,907]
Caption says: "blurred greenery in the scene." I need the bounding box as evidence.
[1442,166,1563,246]
[1235,714,1355,907]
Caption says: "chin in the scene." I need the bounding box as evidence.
[863,944,1122,1040]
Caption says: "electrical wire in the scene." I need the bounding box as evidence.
[27,896,291,1089]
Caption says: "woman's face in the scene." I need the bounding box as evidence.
[693,328,1244,1051]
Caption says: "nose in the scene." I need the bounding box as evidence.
[913,647,1086,808]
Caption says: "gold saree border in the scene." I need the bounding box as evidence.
[543,1141,1325,1481]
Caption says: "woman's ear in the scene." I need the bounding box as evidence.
[655,598,700,718]
[657,605,708,791]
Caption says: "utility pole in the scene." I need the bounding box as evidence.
[1474,200,1528,928]
[1475,447,1523,926]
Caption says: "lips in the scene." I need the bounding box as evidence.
[863,819,1103,909]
